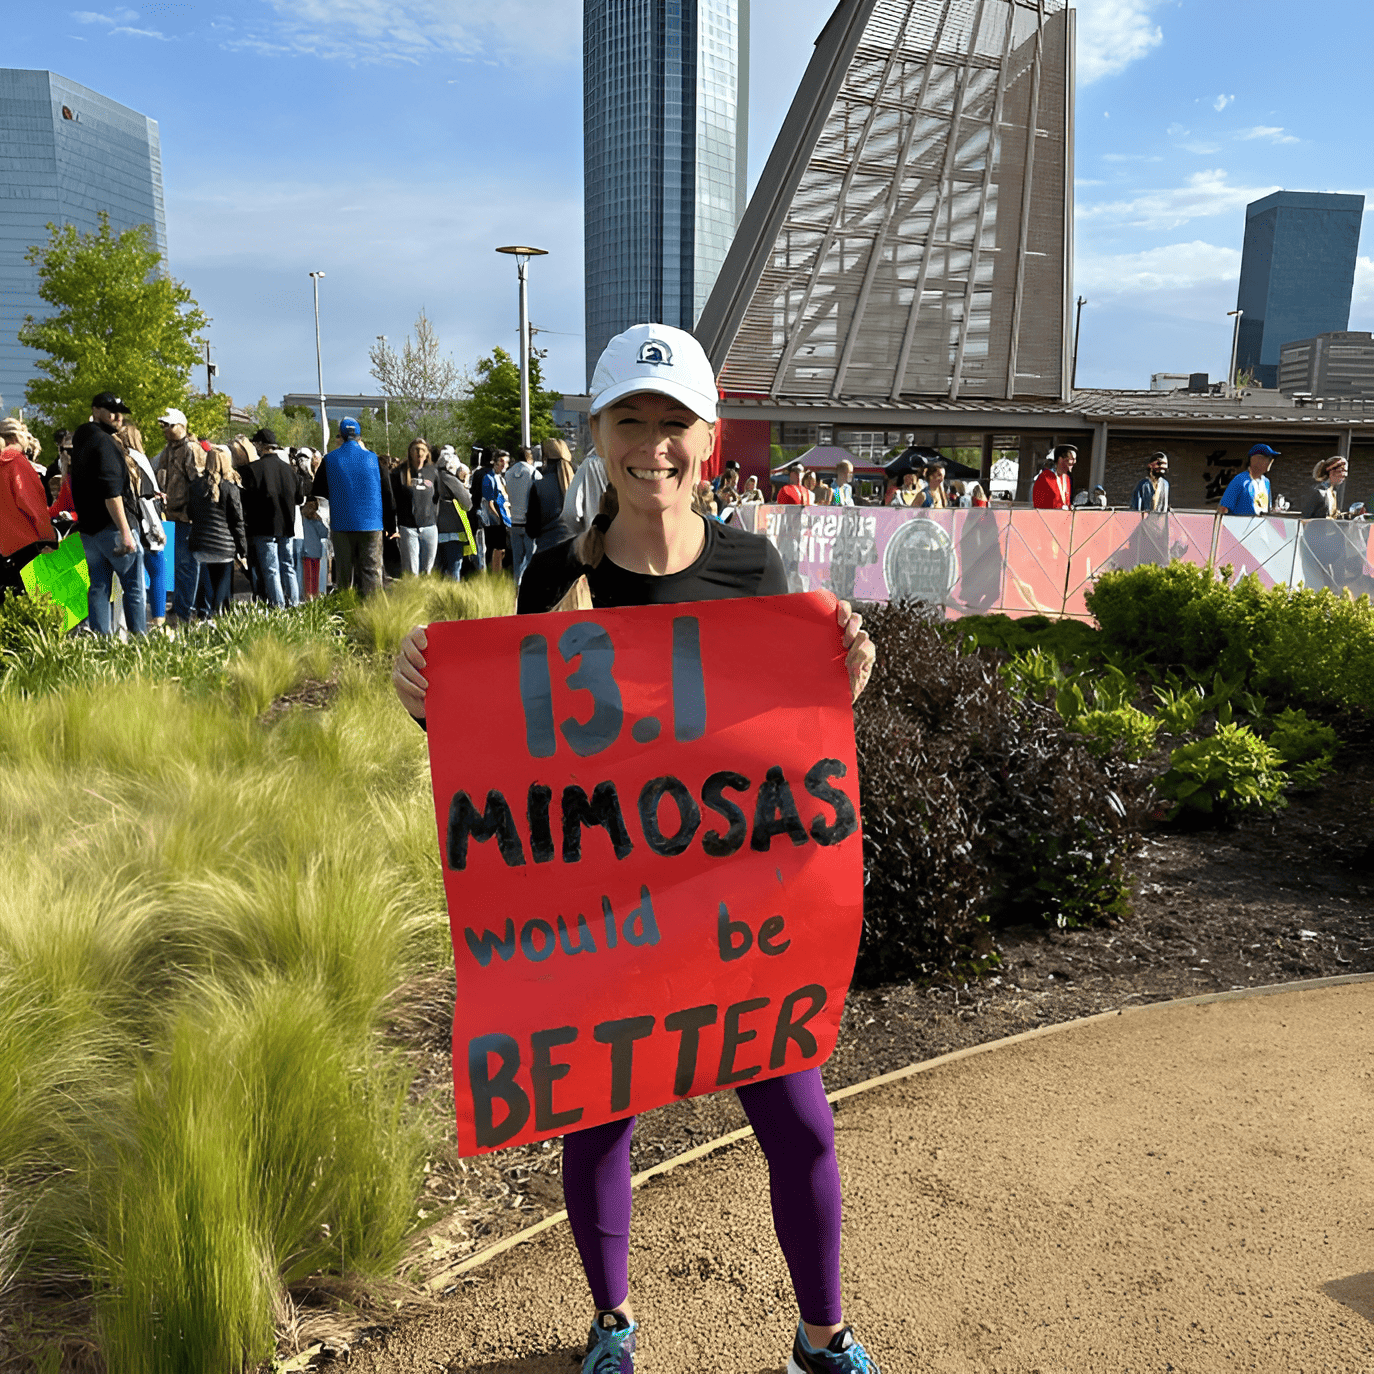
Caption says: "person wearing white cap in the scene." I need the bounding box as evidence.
[153,406,207,623]
[390,323,881,1374]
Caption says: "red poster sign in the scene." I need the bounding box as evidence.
[425,591,864,1156]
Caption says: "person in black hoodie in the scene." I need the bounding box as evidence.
[243,427,305,606]
[70,392,147,635]
[188,445,247,616]
[389,438,441,575]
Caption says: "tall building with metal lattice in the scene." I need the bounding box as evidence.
[697,0,1074,403]
[0,69,166,413]
[583,0,749,386]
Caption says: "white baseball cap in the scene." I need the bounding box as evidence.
[589,323,718,422]
[158,408,188,426]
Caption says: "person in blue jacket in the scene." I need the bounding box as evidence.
[1218,444,1279,516]
[1129,452,1170,512]
[307,417,392,594]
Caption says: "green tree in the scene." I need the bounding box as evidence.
[18,213,210,440]
[467,345,560,453]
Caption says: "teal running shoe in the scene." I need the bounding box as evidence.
[582,1309,636,1373]
[787,1323,882,1373]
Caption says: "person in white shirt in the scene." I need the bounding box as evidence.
[503,445,539,583]
[830,459,856,506]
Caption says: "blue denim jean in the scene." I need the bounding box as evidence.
[397,523,438,576]
[82,527,147,636]
[252,534,300,607]
[509,525,535,584]
[143,544,168,621]
[171,522,204,621]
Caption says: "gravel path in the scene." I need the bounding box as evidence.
[348,977,1374,1373]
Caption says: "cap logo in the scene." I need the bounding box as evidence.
[636,339,673,367]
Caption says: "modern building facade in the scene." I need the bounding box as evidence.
[1278,330,1374,399]
[697,0,1074,404]
[0,69,166,414]
[1235,191,1364,391]
[583,0,749,385]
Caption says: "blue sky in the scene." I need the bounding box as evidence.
[8,0,1373,403]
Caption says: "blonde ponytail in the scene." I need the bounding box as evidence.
[575,483,619,567]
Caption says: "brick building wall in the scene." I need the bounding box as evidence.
[1103,434,1374,512]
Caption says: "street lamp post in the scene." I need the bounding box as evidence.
[496,245,548,449]
[376,334,390,453]
[309,271,327,450]
[1227,309,1244,391]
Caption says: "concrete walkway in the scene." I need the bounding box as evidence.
[354,978,1374,1373]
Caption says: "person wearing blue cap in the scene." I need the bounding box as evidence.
[1218,444,1280,517]
[307,417,389,594]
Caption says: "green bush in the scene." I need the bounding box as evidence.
[1156,723,1288,824]
[951,611,1101,663]
[0,587,64,662]
[1153,683,1206,734]
[1086,563,1374,712]
[1266,706,1340,790]
[855,604,1150,981]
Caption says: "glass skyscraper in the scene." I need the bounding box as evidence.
[0,69,166,412]
[583,0,749,385]
[1236,191,1364,390]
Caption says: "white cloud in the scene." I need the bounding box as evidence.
[71,9,167,37]
[1076,241,1241,297]
[1352,257,1374,309]
[1075,0,1165,85]
[223,0,580,65]
[1237,125,1300,145]
[1077,170,1281,231]
[1213,94,1234,112]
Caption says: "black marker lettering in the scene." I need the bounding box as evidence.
[769,984,828,1069]
[665,1004,718,1096]
[559,622,624,757]
[638,775,701,857]
[447,790,527,871]
[464,920,517,967]
[527,783,555,863]
[562,782,635,862]
[594,1015,656,1113]
[671,615,707,742]
[556,912,597,956]
[717,997,770,1086]
[804,759,860,846]
[468,1033,530,1148]
[519,918,556,962]
[700,770,749,857]
[530,1026,583,1132]
[518,635,557,758]
[750,767,809,852]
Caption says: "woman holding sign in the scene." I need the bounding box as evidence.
[394,324,878,1374]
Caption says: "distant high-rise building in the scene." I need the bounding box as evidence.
[1235,191,1363,390]
[0,70,166,414]
[583,0,749,386]
[1278,330,1374,399]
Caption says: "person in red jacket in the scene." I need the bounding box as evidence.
[1032,443,1077,509]
[0,431,58,596]
[776,460,812,505]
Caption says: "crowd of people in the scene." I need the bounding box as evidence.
[0,397,589,633]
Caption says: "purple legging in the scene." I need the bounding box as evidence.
[561,1067,842,1325]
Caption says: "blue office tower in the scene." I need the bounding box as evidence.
[1235,191,1363,390]
[0,69,166,413]
[583,0,749,387]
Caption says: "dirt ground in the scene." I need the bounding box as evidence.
[270,757,1374,1366]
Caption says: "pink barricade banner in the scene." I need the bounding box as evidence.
[736,505,1374,620]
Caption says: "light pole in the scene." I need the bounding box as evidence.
[309,271,327,450]
[496,245,548,449]
[376,334,390,453]
[1071,295,1087,392]
[1227,309,1244,391]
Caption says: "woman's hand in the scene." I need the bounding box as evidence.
[836,599,875,704]
[393,624,429,720]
